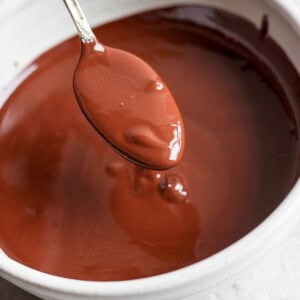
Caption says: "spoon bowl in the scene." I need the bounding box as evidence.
[64,0,185,169]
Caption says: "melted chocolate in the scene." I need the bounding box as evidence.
[75,40,184,170]
[0,6,299,281]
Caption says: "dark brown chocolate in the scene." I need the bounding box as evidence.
[74,40,184,170]
[0,5,299,281]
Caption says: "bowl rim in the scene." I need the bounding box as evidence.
[2,180,300,297]
[0,0,300,297]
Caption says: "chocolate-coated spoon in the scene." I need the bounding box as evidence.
[63,0,185,170]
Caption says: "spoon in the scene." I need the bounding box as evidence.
[63,0,185,170]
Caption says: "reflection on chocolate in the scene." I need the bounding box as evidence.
[109,162,198,261]
[0,6,299,281]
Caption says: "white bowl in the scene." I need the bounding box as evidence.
[0,0,300,299]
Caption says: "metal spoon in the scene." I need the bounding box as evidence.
[63,0,185,170]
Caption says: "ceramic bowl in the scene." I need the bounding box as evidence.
[0,0,300,299]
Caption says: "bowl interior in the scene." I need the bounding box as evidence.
[0,0,300,299]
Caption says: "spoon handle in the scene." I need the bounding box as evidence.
[63,0,95,43]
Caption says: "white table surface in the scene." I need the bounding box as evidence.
[1,0,300,298]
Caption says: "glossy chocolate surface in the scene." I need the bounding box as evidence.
[75,40,184,169]
[0,6,299,281]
